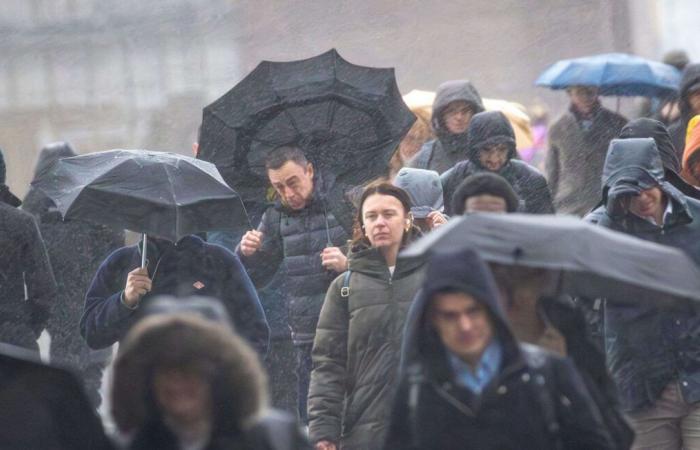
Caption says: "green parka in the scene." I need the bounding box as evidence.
[307,243,425,450]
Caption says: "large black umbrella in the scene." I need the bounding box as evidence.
[32,150,248,249]
[197,48,415,205]
[401,213,700,305]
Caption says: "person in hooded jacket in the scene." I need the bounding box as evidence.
[307,182,424,450]
[546,85,627,216]
[392,167,447,232]
[22,141,125,407]
[585,138,700,449]
[79,233,269,356]
[386,248,615,450]
[669,64,700,158]
[441,111,554,216]
[0,147,21,207]
[406,80,485,174]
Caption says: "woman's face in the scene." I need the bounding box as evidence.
[361,194,408,250]
[153,368,212,426]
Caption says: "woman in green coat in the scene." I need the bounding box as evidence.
[308,182,426,450]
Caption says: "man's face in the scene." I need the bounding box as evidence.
[267,161,315,210]
[568,86,599,115]
[362,194,408,250]
[153,368,211,426]
[478,143,510,172]
[689,90,700,115]
[626,186,665,219]
[430,291,494,366]
[442,100,474,134]
[464,194,508,213]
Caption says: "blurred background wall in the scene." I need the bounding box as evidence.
[1,0,692,197]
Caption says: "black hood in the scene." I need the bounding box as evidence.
[602,138,688,218]
[466,111,517,167]
[678,63,700,127]
[431,80,484,153]
[401,248,518,371]
[23,142,77,217]
[619,118,700,200]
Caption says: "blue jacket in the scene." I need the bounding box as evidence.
[586,138,700,412]
[80,235,269,356]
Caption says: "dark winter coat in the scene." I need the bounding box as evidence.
[23,143,124,395]
[307,240,425,450]
[546,104,627,216]
[618,117,700,200]
[669,63,700,158]
[0,203,56,350]
[0,344,114,450]
[441,111,554,215]
[0,147,20,207]
[585,138,700,412]
[238,190,350,345]
[80,235,269,355]
[387,249,615,450]
[407,80,485,174]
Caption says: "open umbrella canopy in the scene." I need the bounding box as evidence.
[197,48,416,202]
[401,213,700,305]
[32,149,247,242]
[535,53,681,97]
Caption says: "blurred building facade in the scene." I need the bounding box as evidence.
[1,0,667,197]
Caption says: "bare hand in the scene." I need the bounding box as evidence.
[240,230,263,257]
[123,267,152,307]
[321,247,348,273]
[426,210,448,229]
[315,441,337,450]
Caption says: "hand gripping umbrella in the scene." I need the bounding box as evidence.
[32,150,248,267]
[401,213,700,305]
[535,53,681,97]
[197,48,416,227]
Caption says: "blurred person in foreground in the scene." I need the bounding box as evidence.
[308,182,425,450]
[387,248,615,450]
[392,167,447,232]
[441,111,553,215]
[586,138,700,449]
[111,296,310,450]
[407,80,484,174]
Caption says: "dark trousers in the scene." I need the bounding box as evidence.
[295,342,313,424]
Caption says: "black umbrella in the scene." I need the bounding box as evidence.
[32,150,248,265]
[401,213,700,305]
[197,48,415,206]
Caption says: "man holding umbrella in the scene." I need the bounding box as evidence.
[586,138,700,449]
[238,145,350,423]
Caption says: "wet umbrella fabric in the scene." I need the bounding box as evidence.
[401,213,700,305]
[197,48,415,199]
[536,53,681,97]
[31,150,247,243]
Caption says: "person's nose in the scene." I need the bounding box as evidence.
[457,313,473,332]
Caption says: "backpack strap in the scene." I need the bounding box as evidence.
[340,270,352,298]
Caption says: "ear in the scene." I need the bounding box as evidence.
[306,162,314,178]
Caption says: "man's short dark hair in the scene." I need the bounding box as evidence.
[265,146,309,171]
[451,172,520,214]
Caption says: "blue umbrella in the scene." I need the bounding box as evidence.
[535,53,681,97]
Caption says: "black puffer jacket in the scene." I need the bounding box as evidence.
[669,63,700,158]
[407,80,485,174]
[585,138,700,412]
[441,111,554,215]
[238,188,350,345]
[388,249,614,450]
[0,203,56,350]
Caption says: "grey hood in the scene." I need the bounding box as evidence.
[393,167,444,218]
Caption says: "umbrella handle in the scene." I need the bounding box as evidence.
[141,233,148,269]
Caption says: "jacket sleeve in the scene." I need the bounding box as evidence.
[307,276,349,445]
[237,209,284,288]
[80,249,137,349]
[440,168,456,216]
[545,140,561,201]
[552,357,616,450]
[22,214,57,334]
[528,172,555,214]
[221,250,270,357]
